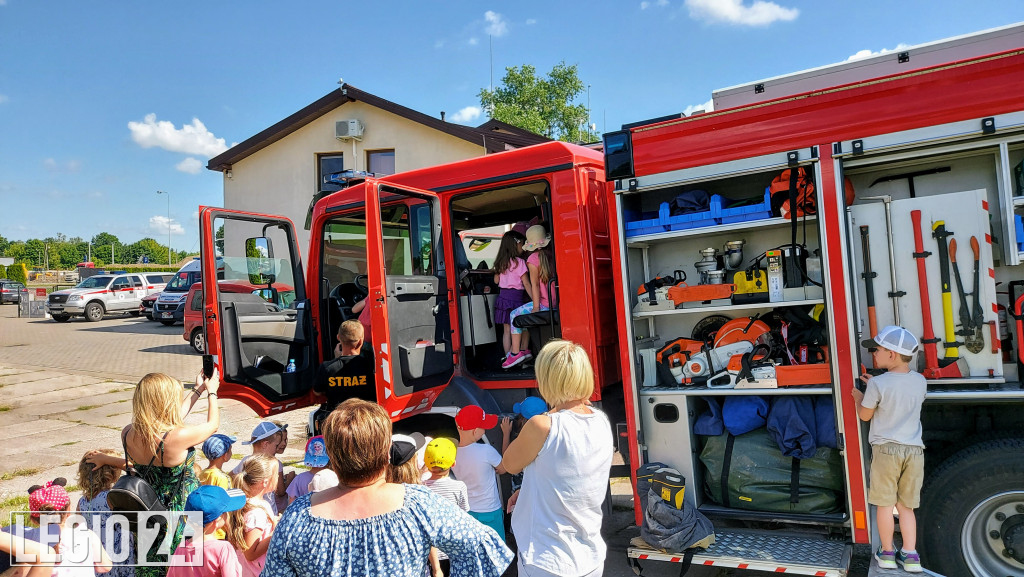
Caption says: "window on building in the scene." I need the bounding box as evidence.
[367,150,396,176]
[318,154,345,193]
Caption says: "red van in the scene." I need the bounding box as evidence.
[184,280,295,353]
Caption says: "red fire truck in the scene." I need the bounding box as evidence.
[200,23,1024,577]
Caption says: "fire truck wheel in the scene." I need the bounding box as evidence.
[919,438,1024,577]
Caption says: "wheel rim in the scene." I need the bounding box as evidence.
[87,305,101,320]
[193,331,205,353]
[961,490,1024,575]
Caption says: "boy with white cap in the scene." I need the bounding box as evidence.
[851,325,927,573]
[232,422,288,515]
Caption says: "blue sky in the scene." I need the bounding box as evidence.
[1,1,1022,251]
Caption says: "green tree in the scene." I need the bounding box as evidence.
[0,234,9,256]
[0,264,6,279]
[91,232,119,247]
[8,262,27,284]
[479,61,598,142]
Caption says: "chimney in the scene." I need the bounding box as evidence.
[441,111,446,122]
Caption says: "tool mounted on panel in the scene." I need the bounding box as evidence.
[949,237,984,354]
[911,210,966,379]
[859,225,879,338]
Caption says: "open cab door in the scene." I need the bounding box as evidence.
[363,181,455,420]
[199,206,317,416]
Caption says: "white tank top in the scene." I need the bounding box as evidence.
[511,408,614,575]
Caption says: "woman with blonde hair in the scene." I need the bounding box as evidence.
[86,369,221,577]
[501,340,614,577]
[262,399,512,577]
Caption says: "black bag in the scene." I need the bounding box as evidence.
[669,189,710,216]
[107,428,170,534]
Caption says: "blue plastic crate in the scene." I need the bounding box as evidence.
[1016,213,1024,252]
[719,190,773,224]
[624,210,667,237]
[659,196,721,231]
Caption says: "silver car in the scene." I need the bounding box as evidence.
[46,274,154,322]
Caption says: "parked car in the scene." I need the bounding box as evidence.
[184,280,295,353]
[46,274,155,322]
[0,280,27,304]
[140,293,159,320]
[154,260,206,326]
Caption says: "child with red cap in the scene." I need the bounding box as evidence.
[452,405,507,541]
[28,478,113,577]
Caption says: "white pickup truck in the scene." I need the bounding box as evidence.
[46,273,159,322]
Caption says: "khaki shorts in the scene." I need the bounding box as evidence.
[868,442,924,508]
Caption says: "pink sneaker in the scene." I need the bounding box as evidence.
[502,350,532,369]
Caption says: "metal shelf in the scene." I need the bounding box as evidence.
[633,298,824,319]
[627,215,817,248]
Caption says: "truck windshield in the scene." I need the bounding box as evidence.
[165,271,197,292]
[75,277,112,289]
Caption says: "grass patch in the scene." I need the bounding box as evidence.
[76,405,99,411]
[0,468,40,481]
[0,405,10,412]
[116,399,128,403]
[57,441,79,447]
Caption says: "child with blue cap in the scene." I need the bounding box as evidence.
[167,486,246,577]
[287,436,330,505]
[200,434,237,490]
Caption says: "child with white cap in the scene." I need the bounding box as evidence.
[232,422,287,515]
[851,325,927,573]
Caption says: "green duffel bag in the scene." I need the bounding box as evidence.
[700,428,845,514]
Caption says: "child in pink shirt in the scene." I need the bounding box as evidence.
[503,225,553,369]
[493,230,532,363]
[167,486,246,577]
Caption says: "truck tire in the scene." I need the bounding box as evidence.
[51,314,71,323]
[160,319,176,326]
[919,437,1024,576]
[129,311,141,317]
[84,302,104,322]
[190,328,205,354]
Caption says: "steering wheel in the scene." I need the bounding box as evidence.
[354,274,369,297]
[329,284,354,320]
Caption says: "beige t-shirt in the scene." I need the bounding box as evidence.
[861,370,927,447]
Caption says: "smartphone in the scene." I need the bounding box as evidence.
[202,354,215,379]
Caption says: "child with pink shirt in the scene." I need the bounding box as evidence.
[167,486,246,577]
[493,230,532,363]
[226,455,277,577]
[503,225,553,369]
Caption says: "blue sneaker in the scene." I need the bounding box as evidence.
[874,548,897,569]
[897,550,922,573]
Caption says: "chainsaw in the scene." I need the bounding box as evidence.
[669,341,754,384]
[635,270,687,312]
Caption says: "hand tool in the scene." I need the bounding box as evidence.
[932,221,963,359]
[859,226,879,337]
[949,238,984,353]
[911,210,965,378]
[969,237,987,352]
[857,195,904,324]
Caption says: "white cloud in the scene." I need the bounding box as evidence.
[683,99,714,116]
[434,39,446,49]
[526,18,537,25]
[0,94,8,104]
[640,1,650,8]
[847,43,911,61]
[450,106,482,124]
[128,113,229,158]
[43,158,81,172]
[175,157,203,174]
[468,37,479,46]
[149,215,185,236]
[484,11,508,37]
[658,0,669,5]
[685,0,798,26]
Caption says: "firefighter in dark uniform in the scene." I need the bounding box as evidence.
[312,319,376,434]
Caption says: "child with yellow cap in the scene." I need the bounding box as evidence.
[422,438,469,576]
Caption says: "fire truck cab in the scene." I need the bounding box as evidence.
[199,142,623,428]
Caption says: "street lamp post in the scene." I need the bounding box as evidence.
[156,190,171,265]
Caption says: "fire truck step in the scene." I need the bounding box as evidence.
[629,529,850,576]
[867,557,946,577]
